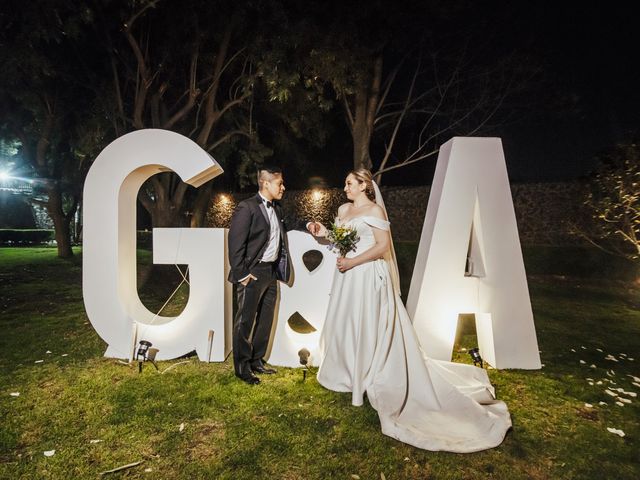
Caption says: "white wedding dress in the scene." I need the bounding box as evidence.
[317,216,512,453]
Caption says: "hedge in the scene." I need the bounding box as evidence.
[0,229,55,245]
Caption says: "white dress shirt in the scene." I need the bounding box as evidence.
[258,193,281,262]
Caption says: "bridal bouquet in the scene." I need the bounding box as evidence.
[326,222,360,257]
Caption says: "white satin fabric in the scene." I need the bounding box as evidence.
[317,216,512,452]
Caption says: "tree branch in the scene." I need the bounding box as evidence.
[206,130,252,152]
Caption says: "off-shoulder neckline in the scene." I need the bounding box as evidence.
[338,215,389,224]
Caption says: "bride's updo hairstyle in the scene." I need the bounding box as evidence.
[349,168,376,201]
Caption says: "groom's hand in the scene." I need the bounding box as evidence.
[240,274,257,286]
[307,222,326,237]
[307,222,319,235]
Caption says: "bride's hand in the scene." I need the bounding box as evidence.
[336,257,354,272]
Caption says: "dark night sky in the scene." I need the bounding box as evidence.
[291,2,640,188]
[497,1,640,183]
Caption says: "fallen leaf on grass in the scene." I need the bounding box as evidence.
[633,382,640,388]
[615,401,624,407]
[584,403,593,408]
[571,348,576,353]
[61,354,68,357]
[628,375,640,382]
[145,468,153,472]
[46,350,52,354]
[579,360,586,365]
[605,355,619,362]
[619,398,632,404]
[604,390,617,397]
[34,360,44,364]
[44,450,55,457]
[90,439,102,444]
[607,427,625,437]
[581,346,586,350]
[596,348,603,353]
[10,392,20,397]
[351,475,360,479]
[179,423,185,433]
[599,401,607,406]
[590,364,597,368]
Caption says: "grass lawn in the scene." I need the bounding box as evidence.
[1,246,639,479]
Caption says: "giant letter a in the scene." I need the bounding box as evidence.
[406,137,541,369]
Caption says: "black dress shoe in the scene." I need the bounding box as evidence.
[236,372,261,385]
[251,364,277,375]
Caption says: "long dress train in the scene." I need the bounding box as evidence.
[316,216,512,453]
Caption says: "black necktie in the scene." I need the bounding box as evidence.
[265,200,273,208]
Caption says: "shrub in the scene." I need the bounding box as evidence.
[0,229,55,245]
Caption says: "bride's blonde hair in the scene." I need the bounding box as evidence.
[349,168,376,201]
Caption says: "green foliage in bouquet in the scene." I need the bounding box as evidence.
[326,222,360,257]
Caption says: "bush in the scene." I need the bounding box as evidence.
[137,230,153,250]
[0,229,54,245]
[583,144,640,262]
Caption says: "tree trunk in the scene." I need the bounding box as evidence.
[190,181,214,228]
[148,201,185,228]
[46,187,74,258]
[138,174,191,228]
[352,86,373,170]
[349,55,382,171]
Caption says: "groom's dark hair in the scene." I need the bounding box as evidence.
[257,165,282,189]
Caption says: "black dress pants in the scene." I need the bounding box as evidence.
[233,262,278,376]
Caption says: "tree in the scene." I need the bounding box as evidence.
[0,0,110,257]
[100,0,266,227]
[261,0,536,183]
[581,144,640,263]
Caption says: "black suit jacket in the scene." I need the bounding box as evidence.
[227,194,305,284]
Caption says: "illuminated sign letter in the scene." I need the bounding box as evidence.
[406,137,541,369]
[83,129,229,360]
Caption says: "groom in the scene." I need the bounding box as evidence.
[227,165,316,384]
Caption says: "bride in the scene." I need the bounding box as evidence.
[310,168,511,453]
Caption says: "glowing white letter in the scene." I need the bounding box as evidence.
[406,137,541,369]
[83,129,228,360]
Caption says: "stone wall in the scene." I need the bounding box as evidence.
[206,181,590,246]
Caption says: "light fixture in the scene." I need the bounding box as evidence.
[468,347,483,368]
[136,340,159,373]
[311,189,323,202]
[298,348,310,381]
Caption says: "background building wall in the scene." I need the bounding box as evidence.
[206,181,590,246]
